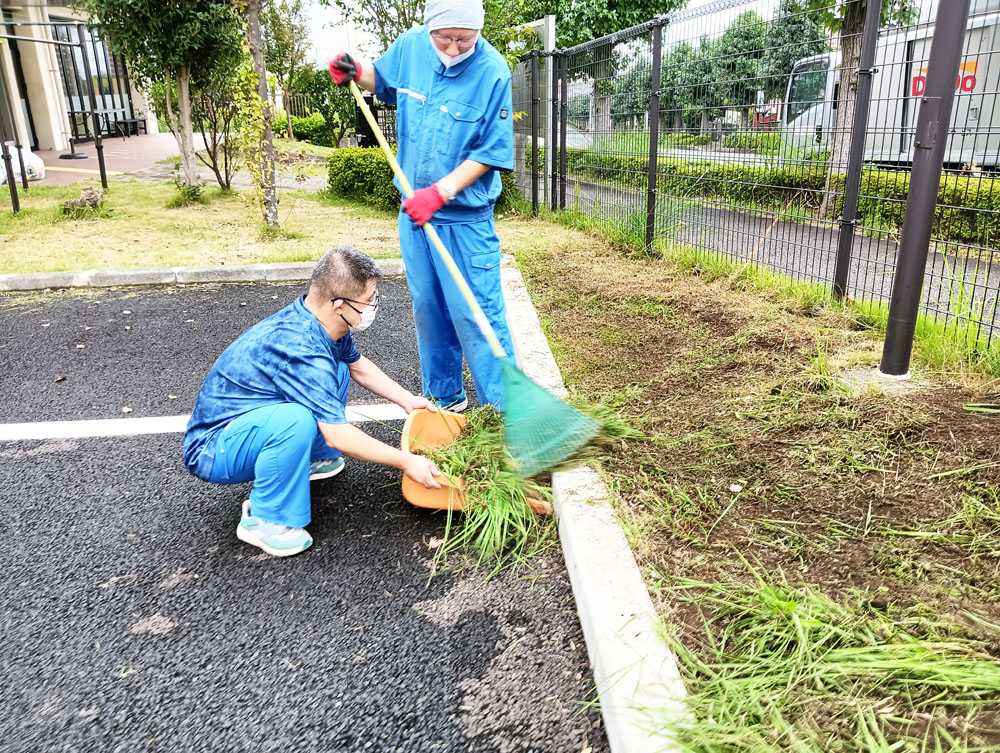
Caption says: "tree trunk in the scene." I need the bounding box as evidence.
[820,1,865,217]
[175,66,199,186]
[283,86,293,139]
[246,0,279,227]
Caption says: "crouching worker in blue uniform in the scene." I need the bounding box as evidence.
[182,246,441,558]
[329,0,514,412]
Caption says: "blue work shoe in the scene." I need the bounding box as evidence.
[236,500,312,557]
[309,455,345,481]
[436,395,469,413]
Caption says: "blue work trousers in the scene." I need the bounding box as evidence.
[203,402,343,528]
[399,214,514,409]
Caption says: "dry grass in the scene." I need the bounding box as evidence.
[0,182,593,275]
[0,179,400,273]
[517,235,1000,750]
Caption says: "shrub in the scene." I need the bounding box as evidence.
[167,174,205,208]
[560,145,1000,245]
[274,111,332,146]
[328,148,399,212]
[721,131,782,154]
[327,147,523,215]
[662,133,713,148]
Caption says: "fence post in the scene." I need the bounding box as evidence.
[1,140,19,213]
[832,0,882,300]
[550,52,560,211]
[531,52,540,216]
[644,20,665,251]
[559,53,568,209]
[881,0,972,376]
[0,58,27,196]
[77,24,107,190]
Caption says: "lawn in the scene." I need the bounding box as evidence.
[518,234,1000,750]
[0,179,401,273]
[0,178,590,275]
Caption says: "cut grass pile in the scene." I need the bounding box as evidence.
[416,400,639,573]
[419,406,553,573]
[517,226,1000,750]
[665,573,1000,751]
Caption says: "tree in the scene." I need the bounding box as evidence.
[803,0,916,215]
[324,0,421,51]
[79,0,244,187]
[292,67,356,147]
[192,64,246,190]
[760,0,828,100]
[521,0,687,48]
[263,0,310,139]
[714,11,767,128]
[246,0,279,227]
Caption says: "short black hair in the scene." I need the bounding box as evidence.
[311,246,382,300]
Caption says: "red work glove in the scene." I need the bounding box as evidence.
[328,52,362,87]
[403,185,446,226]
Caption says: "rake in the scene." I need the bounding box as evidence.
[347,80,597,477]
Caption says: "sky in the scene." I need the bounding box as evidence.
[305,1,378,67]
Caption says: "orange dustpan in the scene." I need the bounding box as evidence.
[400,409,552,515]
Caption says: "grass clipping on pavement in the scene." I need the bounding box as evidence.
[417,400,638,573]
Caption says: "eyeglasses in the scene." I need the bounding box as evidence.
[331,291,379,314]
[430,30,478,51]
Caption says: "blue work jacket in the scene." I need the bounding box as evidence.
[374,27,514,222]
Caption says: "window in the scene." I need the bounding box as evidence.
[786,59,829,124]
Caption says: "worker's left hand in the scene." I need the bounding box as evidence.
[403,185,446,227]
[401,394,438,414]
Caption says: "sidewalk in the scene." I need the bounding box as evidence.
[36,133,181,186]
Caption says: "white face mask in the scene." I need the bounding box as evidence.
[431,33,477,69]
[338,295,378,333]
[352,300,378,332]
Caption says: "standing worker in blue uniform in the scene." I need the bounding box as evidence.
[329,0,515,412]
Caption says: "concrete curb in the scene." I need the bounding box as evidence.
[0,259,406,292]
[501,259,688,753]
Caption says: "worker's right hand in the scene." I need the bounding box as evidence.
[403,454,443,489]
[328,52,362,87]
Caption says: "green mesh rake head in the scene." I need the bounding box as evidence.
[502,360,600,478]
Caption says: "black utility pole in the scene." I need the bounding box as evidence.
[832,0,883,300]
[881,0,972,375]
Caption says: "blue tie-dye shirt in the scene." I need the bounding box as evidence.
[183,296,360,475]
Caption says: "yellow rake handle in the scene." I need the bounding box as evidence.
[348,81,507,360]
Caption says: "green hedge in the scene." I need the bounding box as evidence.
[560,147,1000,245]
[721,132,782,154]
[663,133,713,148]
[327,148,399,212]
[327,147,524,214]
[275,112,331,146]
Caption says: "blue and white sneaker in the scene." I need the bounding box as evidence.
[236,500,312,557]
[438,396,469,413]
[309,456,346,481]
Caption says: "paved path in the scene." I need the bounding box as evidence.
[0,280,608,753]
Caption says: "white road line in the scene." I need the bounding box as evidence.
[0,403,408,442]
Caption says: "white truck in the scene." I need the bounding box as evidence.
[782,0,1000,169]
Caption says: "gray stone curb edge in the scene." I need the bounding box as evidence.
[501,258,688,753]
[0,260,406,292]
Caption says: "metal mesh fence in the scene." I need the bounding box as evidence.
[512,0,1000,353]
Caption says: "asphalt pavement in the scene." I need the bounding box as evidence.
[0,280,608,753]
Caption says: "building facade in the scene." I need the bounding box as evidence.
[0,1,155,152]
